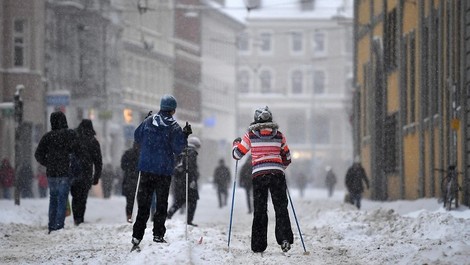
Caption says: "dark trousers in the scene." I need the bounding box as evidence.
[132,172,172,240]
[217,187,228,208]
[70,179,91,224]
[251,172,293,252]
[167,189,198,224]
[349,193,362,209]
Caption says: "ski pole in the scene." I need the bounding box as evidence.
[286,186,310,255]
[185,142,189,241]
[227,159,239,249]
[131,171,142,223]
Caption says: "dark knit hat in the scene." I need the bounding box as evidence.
[160,94,177,111]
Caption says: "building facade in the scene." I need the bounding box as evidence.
[235,0,354,185]
[0,0,46,169]
[353,0,470,206]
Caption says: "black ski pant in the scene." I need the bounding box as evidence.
[132,172,171,240]
[251,172,293,253]
[70,178,92,224]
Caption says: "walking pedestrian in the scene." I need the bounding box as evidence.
[0,158,15,199]
[232,106,294,253]
[345,157,369,209]
[238,155,253,213]
[325,166,337,198]
[131,94,191,249]
[213,158,231,208]
[121,143,140,223]
[69,119,103,226]
[167,136,201,226]
[35,111,77,233]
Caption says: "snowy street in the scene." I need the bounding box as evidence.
[1,184,469,265]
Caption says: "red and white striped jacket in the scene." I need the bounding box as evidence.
[232,122,291,178]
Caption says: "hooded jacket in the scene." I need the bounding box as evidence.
[134,111,187,176]
[74,119,103,184]
[35,111,77,178]
[232,121,291,178]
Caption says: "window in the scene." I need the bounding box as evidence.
[259,32,272,53]
[384,9,397,71]
[313,70,325,94]
[237,32,249,52]
[291,70,303,94]
[384,113,398,174]
[288,113,306,143]
[13,19,27,67]
[313,31,326,56]
[238,70,250,93]
[291,32,303,53]
[409,32,416,123]
[313,115,330,144]
[259,70,272,93]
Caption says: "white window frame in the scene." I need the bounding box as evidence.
[237,32,251,55]
[237,68,251,93]
[12,18,28,68]
[258,31,273,55]
[290,69,304,95]
[312,30,327,57]
[290,31,304,55]
[313,69,326,94]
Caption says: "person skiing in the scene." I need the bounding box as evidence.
[213,158,231,208]
[238,155,253,213]
[69,119,103,226]
[131,94,190,250]
[325,166,337,198]
[121,142,140,223]
[345,157,369,209]
[35,111,77,233]
[232,106,294,253]
[167,136,201,226]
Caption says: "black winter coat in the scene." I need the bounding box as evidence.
[345,163,369,194]
[74,120,103,185]
[35,112,77,178]
[121,146,139,196]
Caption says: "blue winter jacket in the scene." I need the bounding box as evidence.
[134,111,187,176]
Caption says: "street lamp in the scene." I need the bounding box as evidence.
[14,84,24,206]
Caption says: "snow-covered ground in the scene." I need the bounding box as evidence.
[1,184,469,265]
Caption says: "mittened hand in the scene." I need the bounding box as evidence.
[183,122,192,137]
[233,137,242,145]
[93,178,99,185]
[189,181,197,189]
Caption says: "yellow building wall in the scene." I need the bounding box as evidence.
[387,175,400,200]
[387,72,399,113]
[403,132,420,199]
[358,0,370,26]
[403,1,418,33]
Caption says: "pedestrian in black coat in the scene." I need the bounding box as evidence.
[238,156,253,213]
[35,111,77,233]
[213,159,231,208]
[167,136,201,226]
[345,161,369,209]
[70,119,103,226]
[121,143,140,223]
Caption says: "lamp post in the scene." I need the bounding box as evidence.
[14,84,24,206]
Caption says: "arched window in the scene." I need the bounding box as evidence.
[238,70,250,93]
[291,70,303,94]
[259,70,272,93]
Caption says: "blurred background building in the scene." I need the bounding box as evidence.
[0,0,354,192]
